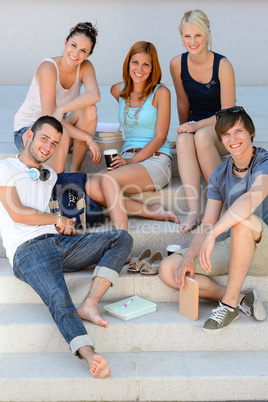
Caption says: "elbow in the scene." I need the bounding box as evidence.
[85,91,101,105]
[95,93,101,104]
[11,212,24,224]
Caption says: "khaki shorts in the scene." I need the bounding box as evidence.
[122,151,171,191]
[178,219,268,277]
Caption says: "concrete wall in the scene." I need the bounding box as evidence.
[1,0,267,86]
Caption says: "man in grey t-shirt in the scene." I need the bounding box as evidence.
[159,107,268,332]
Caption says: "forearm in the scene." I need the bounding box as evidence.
[12,208,59,226]
[62,120,93,144]
[192,115,216,130]
[212,193,260,238]
[59,91,100,115]
[126,136,166,164]
[183,224,209,260]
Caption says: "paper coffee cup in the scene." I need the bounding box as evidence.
[166,244,182,256]
[104,149,118,170]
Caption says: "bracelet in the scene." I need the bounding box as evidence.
[88,138,94,147]
[56,212,62,227]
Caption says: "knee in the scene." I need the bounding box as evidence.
[231,218,251,237]
[195,127,216,151]
[194,127,208,147]
[85,176,103,202]
[176,133,194,154]
[81,104,97,123]
[49,286,73,314]
[115,229,133,249]
[100,173,119,194]
[158,258,171,283]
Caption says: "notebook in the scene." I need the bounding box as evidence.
[103,295,156,320]
[179,276,199,321]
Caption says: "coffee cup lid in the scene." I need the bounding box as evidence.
[166,244,182,252]
[103,149,118,155]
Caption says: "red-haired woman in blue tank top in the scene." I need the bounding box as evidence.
[170,10,236,232]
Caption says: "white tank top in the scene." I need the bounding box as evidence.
[14,58,82,131]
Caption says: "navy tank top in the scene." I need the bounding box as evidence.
[181,51,225,121]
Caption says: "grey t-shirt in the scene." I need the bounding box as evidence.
[207,147,268,225]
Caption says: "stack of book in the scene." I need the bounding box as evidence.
[94,123,124,152]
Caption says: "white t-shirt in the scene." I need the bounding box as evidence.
[0,157,58,265]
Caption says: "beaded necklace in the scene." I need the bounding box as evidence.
[232,147,256,173]
[123,95,146,132]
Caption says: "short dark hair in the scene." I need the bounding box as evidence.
[215,107,255,143]
[31,116,63,137]
[66,22,98,55]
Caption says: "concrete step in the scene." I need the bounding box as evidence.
[1,258,268,304]
[0,351,267,402]
[0,301,267,354]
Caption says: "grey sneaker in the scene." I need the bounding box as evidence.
[238,289,267,321]
[203,302,240,333]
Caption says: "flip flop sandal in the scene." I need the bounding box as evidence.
[127,248,152,273]
[140,251,163,275]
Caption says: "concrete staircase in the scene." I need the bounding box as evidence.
[0,86,268,401]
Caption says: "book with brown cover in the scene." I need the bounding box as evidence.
[179,276,199,321]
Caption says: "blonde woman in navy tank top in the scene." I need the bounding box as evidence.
[14,23,101,173]
[170,10,236,232]
[86,42,179,234]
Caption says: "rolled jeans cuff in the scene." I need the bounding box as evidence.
[70,334,95,356]
[92,265,119,287]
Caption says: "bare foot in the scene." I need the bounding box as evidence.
[150,203,180,223]
[78,346,111,379]
[178,212,202,233]
[77,299,109,328]
[90,354,111,379]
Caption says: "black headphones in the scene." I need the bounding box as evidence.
[16,155,51,181]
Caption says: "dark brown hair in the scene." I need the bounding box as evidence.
[215,108,255,143]
[66,22,98,55]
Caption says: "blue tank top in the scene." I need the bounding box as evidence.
[118,84,172,158]
[181,51,225,121]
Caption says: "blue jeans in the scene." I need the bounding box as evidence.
[13,230,133,353]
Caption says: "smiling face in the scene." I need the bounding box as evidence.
[129,52,152,85]
[220,120,254,160]
[28,123,62,164]
[181,23,207,54]
[64,33,93,65]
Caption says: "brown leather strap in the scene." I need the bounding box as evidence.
[125,148,171,158]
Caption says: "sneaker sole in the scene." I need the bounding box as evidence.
[252,289,267,321]
[202,313,240,333]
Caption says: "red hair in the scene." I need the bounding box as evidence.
[120,41,162,100]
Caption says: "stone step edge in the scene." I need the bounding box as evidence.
[0,351,267,402]
[0,302,267,354]
[0,260,268,303]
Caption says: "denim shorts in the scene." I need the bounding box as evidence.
[14,126,30,152]
[178,219,268,277]
[122,151,172,191]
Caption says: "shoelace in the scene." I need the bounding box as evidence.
[238,301,252,317]
[209,303,234,324]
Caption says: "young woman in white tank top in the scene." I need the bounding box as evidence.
[14,22,101,173]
